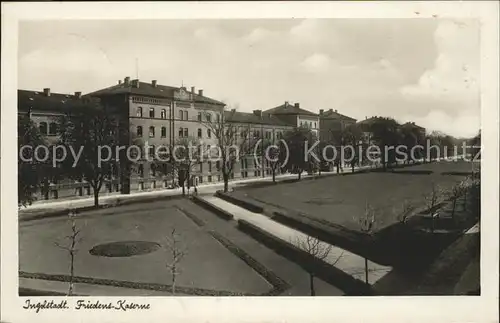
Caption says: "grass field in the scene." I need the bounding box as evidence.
[230,160,473,232]
[19,198,344,296]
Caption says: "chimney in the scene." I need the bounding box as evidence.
[329,109,333,112]
[198,89,203,96]
[231,108,236,113]
[191,86,195,94]
[294,103,300,109]
[74,91,82,98]
[118,80,122,85]
[284,101,289,107]
[124,77,130,86]
[152,80,157,87]
[335,109,338,113]
[253,110,263,117]
[365,116,367,120]
[131,79,140,88]
[319,109,324,115]
[43,88,50,96]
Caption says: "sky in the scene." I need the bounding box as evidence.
[18,19,480,138]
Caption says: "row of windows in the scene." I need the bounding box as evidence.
[136,107,169,119]
[136,107,221,122]
[136,126,213,139]
[132,96,166,105]
[301,121,317,128]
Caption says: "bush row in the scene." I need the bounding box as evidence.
[215,191,264,213]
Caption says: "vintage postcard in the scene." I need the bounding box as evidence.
[1,1,498,322]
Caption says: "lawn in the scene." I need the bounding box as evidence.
[230,160,474,232]
[19,199,273,295]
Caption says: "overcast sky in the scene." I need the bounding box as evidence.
[18,19,480,138]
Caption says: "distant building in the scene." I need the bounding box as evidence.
[263,101,320,137]
[318,108,357,143]
[402,121,426,138]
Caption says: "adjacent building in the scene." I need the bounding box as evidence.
[18,79,317,201]
[319,108,357,144]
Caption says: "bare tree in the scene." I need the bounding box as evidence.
[165,228,187,295]
[294,235,343,296]
[423,183,443,233]
[449,183,463,220]
[54,210,82,296]
[357,202,377,286]
[198,109,253,192]
[394,199,415,225]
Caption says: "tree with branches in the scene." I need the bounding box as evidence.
[357,202,377,286]
[198,109,252,192]
[58,102,121,207]
[294,235,343,296]
[54,210,82,296]
[368,117,401,170]
[282,127,317,180]
[165,228,187,295]
[423,183,443,233]
[18,113,49,207]
[394,199,415,225]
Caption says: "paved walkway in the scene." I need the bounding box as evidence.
[20,165,377,215]
[199,195,392,286]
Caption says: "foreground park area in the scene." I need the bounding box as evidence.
[19,160,480,296]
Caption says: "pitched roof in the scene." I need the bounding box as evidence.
[403,122,426,130]
[356,116,379,125]
[263,102,318,117]
[86,80,225,106]
[320,109,356,121]
[224,110,292,127]
[18,89,100,114]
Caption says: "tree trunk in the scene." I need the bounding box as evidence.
[351,163,355,173]
[309,273,315,296]
[171,271,176,295]
[272,170,276,183]
[182,184,185,196]
[364,257,369,286]
[452,199,456,219]
[93,189,99,207]
[463,190,468,211]
[68,250,74,296]
[298,172,301,180]
[223,173,229,192]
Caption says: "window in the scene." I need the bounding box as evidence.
[149,108,155,118]
[179,110,183,120]
[208,161,212,172]
[137,107,143,117]
[206,113,212,122]
[149,145,155,158]
[208,175,212,182]
[309,122,312,128]
[253,130,260,138]
[241,130,247,138]
[314,122,317,128]
[207,129,211,138]
[149,126,155,138]
[198,112,202,121]
[184,111,189,120]
[183,128,188,138]
[137,126,143,137]
[152,181,157,189]
[48,122,57,135]
[179,128,183,137]
[39,122,48,135]
[216,113,221,123]
[161,109,166,119]
[198,128,202,138]
[199,162,203,173]
[161,127,167,138]
[138,164,144,177]
[150,164,156,177]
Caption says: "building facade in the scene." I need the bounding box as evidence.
[18,78,317,201]
[319,108,357,144]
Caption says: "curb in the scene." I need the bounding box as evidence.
[191,196,234,220]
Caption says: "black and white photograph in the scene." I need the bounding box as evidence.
[1,1,498,323]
